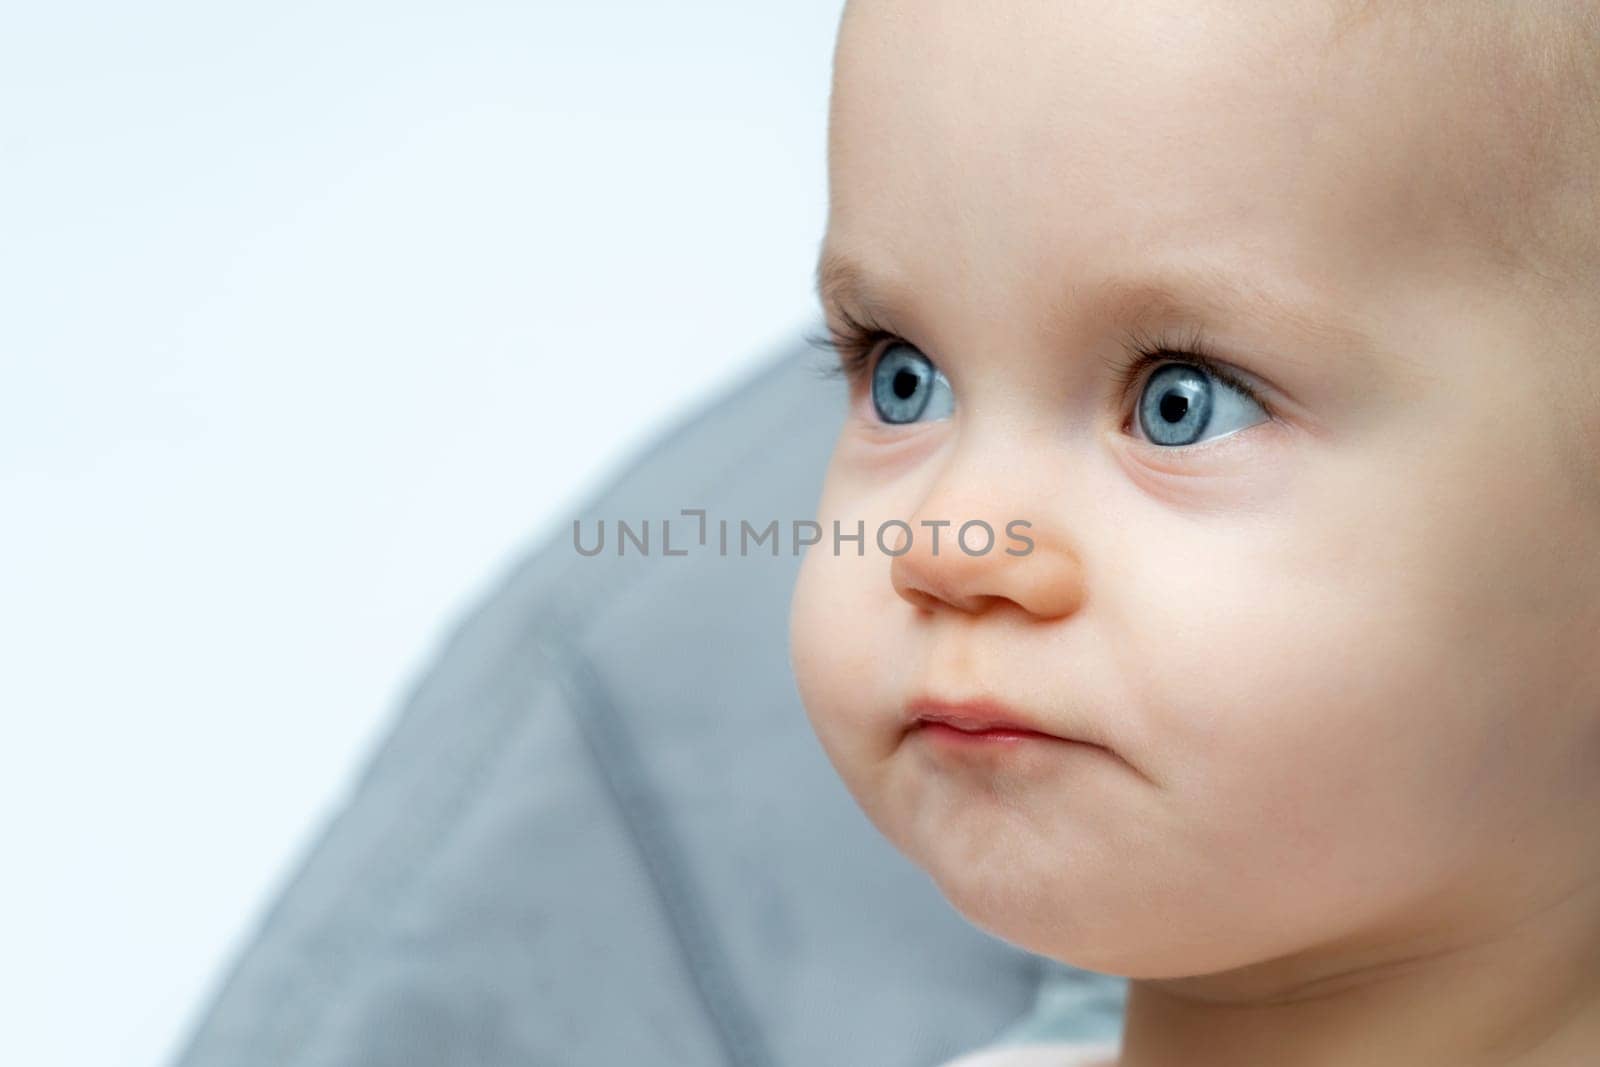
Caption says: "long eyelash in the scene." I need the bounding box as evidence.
[802,305,887,385]
[1104,322,1271,416]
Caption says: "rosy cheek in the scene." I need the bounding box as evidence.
[791,557,860,692]
[792,551,893,734]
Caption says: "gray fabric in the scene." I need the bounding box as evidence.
[987,960,1127,1047]
[169,325,1127,1067]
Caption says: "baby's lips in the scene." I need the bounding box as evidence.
[906,693,1072,740]
[901,691,1143,777]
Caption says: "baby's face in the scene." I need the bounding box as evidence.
[789,0,1600,983]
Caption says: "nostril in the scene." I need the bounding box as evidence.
[896,581,1006,615]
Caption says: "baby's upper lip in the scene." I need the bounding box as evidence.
[907,695,1075,740]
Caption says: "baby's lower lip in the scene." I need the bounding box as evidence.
[912,719,1135,778]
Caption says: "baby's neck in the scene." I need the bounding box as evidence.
[1109,875,1600,1067]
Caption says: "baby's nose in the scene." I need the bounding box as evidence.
[888,504,1083,619]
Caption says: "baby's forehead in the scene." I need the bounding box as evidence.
[835,0,1598,296]
[1321,0,1600,288]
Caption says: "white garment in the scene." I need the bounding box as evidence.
[936,1039,1121,1067]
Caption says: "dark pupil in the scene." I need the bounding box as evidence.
[893,368,919,399]
[1159,391,1189,423]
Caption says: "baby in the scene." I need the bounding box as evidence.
[787,2,1600,1065]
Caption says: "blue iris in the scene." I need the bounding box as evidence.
[871,344,955,424]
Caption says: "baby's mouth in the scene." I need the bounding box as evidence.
[915,719,1062,743]
[904,694,1125,760]
[907,694,1072,740]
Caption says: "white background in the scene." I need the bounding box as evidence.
[0,2,843,1063]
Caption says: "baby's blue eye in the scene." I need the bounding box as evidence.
[871,343,955,424]
[1136,362,1268,447]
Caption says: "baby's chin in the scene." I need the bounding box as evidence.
[886,793,1259,980]
[928,857,1214,979]
[908,820,1129,969]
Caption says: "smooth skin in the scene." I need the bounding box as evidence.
[788,2,1600,1064]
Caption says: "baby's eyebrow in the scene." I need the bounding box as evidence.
[815,246,899,322]
[1072,267,1383,367]
[816,244,1408,378]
